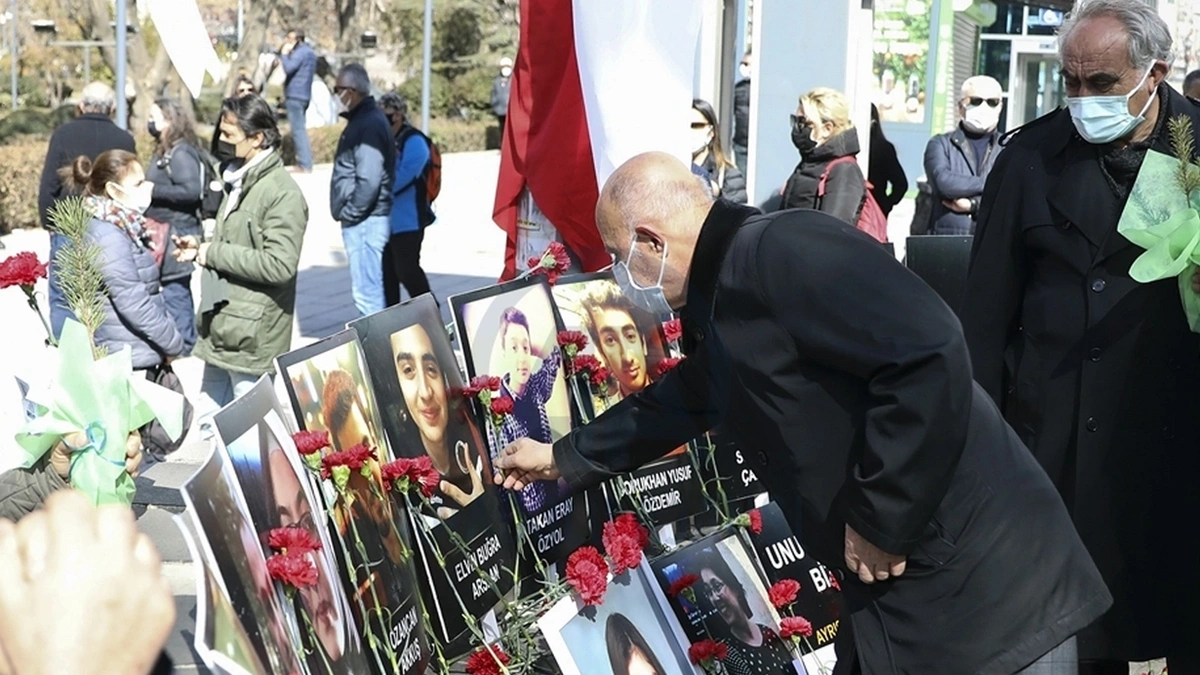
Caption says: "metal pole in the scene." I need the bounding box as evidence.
[420,0,432,131]
[9,0,17,111]
[115,0,127,129]
[237,0,244,46]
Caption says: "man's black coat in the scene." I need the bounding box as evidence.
[555,203,1110,674]
[961,86,1200,661]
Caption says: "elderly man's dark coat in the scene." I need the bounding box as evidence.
[555,202,1110,674]
[961,86,1200,662]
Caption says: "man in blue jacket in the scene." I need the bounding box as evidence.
[278,29,317,173]
[331,64,395,316]
[380,93,433,307]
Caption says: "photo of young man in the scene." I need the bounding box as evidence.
[390,317,492,520]
[277,332,429,674]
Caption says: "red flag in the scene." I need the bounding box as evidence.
[492,0,608,281]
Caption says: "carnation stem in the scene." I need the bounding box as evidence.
[301,599,336,675]
[345,502,401,671]
[25,290,56,347]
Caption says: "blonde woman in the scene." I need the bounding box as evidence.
[780,87,867,226]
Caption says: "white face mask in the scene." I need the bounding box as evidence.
[738,63,751,79]
[962,101,1001,133]
[109,181,152,214]
[500,66,513,78]
[612,235,673,318]
[1067,65,1156,145]
[691,128,712,156]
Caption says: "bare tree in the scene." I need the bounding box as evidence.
[227,0,283,96]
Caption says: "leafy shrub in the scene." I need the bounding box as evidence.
[280,122,346,166]
[0,106,75,143]
[427,117,491,153]
[0,135,48,233]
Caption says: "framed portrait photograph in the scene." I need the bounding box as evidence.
[349,296,518,650]
[275,332,431,674]
[552,271,675,415]
[181,442,304,675]
[175,513,266,675]
[213,377,374,675]
[651,530,807,675]
[450,277,592,564]
[539,559,700,675]
[552,272,706,527]
[745,503,841,672]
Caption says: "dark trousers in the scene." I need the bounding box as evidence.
[160,277,196,355]
[383,229,432,307]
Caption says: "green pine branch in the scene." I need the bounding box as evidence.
[47,197,107,359]
[1168,115,1200,200]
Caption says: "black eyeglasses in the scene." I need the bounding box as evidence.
[966,97,1002,108]
[690,121,710,130]
[333,86,351,94]
[790,114,811,129]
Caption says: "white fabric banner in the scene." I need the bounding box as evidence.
[571,0,704,190]
[147,0,222,99]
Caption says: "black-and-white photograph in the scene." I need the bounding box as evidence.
[539,560,699,675]
[652,530,804,675]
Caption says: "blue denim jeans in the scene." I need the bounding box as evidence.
[286,98,312,170]
[342,215,390,316]
[196,362,261,438]
[160,277,197,355]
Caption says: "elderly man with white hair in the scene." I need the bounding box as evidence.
[37,81,137,338]
[922,75,1004,235]
[964,1,1200,672]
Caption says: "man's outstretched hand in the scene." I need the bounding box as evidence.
[844,524,907,584]
[493,439,560,491]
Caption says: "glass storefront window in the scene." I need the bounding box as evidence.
[983,1,1026,35]
[1025,5,1065,36]
[980,39,1013,90]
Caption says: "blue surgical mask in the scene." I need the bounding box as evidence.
[612,234,674,318]
[1067,65,1156,145]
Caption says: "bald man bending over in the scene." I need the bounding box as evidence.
[496,153,1111,675]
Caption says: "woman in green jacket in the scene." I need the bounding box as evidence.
[174,95,308,427]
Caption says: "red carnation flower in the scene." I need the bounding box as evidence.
[291,430,330,456]
[319,444,377,479]
[490,396,514,417]
[687,639,729,666]
[463,375,502,397]
[572,354,603,381]
[741,508,763,535]
[662,318,683,344]
[381,456,441,497]
[527,242,571,284]
[602,514,649,575]
[266,552,318,588]
[267,527,322,555]
[655,357,684,378]
[768,579,802,609]
[464,644,511,675]
[589,366,611,388]
[780,616,814,640]
[565,545,609,606]
[667,573,700,598]
[557,330,589,355]
[0,252,48,290]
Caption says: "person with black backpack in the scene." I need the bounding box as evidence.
[380,92,437,307]
[146,98,208,354]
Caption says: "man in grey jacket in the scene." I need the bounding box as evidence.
[331,63,396,316]
[922,75,1003,235]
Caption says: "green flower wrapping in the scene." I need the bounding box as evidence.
[1117,148,1200,332]
[10,320,184,505]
